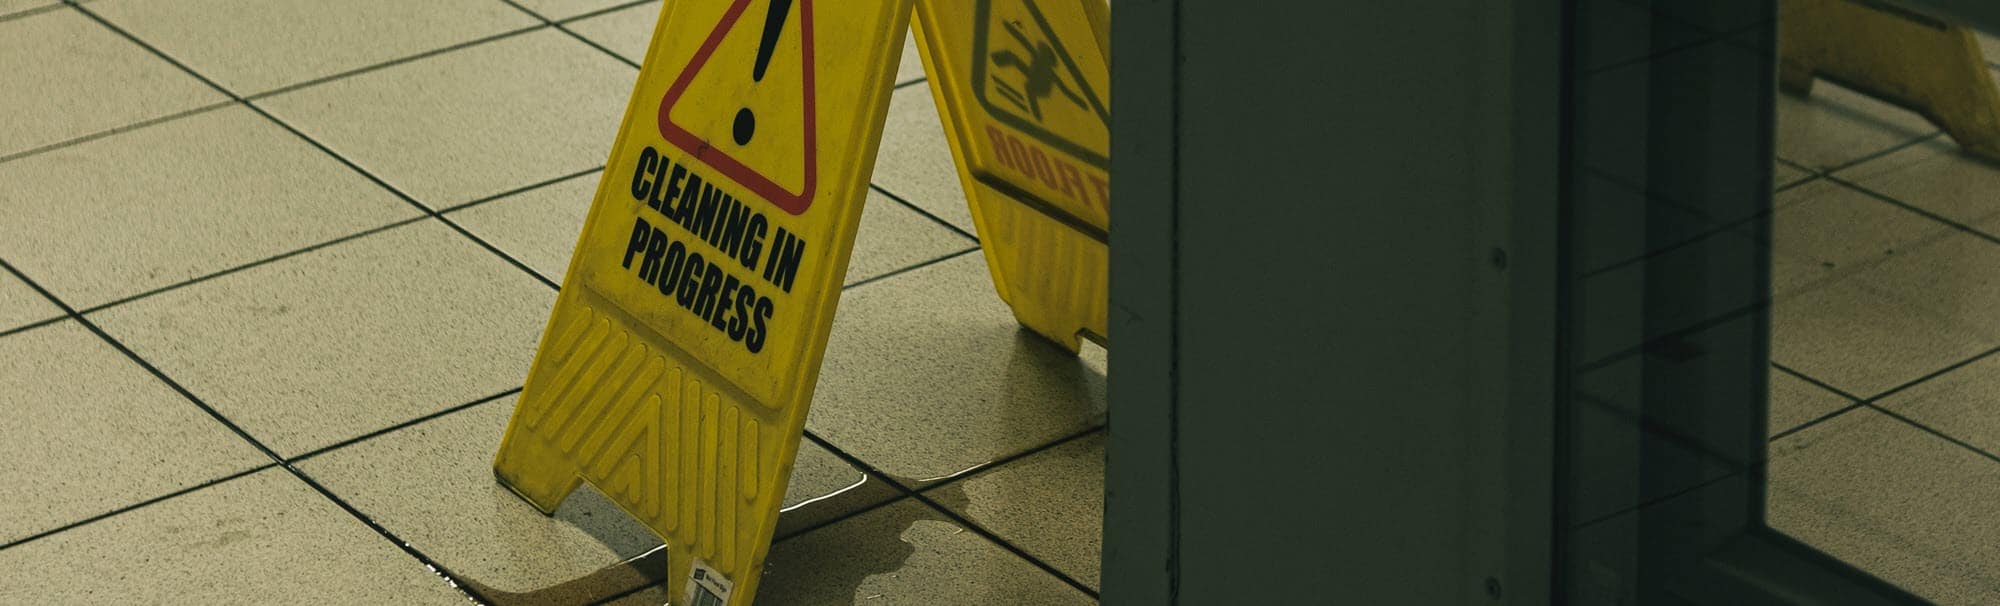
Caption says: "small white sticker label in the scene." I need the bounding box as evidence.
[682,558,734,606]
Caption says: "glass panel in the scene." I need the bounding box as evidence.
[1561,0,1998,603]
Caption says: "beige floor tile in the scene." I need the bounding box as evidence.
[565,1,661,65]
[1848,233,2000,342]
[1769,369,1852,437]
[1769,407,2000,605]
[1876,354,2000,456]
[514,0,626,21]
[898,30,926,85]
[1776,82,1936,171]
[88,221,555,457]
[930,432,1103,589]
[0,10,225,158]
[1768,180,1953,300]
[296,395,896,598]
[806,252,1106,484]
[0,273,59,332]
[0,321,266,543]
[0,106,421,309]
[1771,278,1993,399]
[90,0,538,95]
[1981,31,2000,67]
[874,84,977,234]
[845,190,977,286]
[257,29,631,209]
[448,172,600,282]
[1839,137,2000,234]
[0,469,468,604]
[758,499,1095,606]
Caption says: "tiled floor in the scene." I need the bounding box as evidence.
[0,2,1101,604]
[1766,48,2000,604]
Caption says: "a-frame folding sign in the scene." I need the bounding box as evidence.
[914,0,1110,351]
[491,0,910,604]
[494,0,1111,603]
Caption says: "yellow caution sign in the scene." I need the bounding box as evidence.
[492,0,910,603]
[913,0,1111,350]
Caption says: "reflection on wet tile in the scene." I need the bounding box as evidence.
[1776,83,1936,171]
[931,432,1103,589]
[89,222,555,457]
[0,106,421,309]
[806,252,1106,484]
[0,321,267,544]
[1768,180,1951,300]
[758,499,1094,605]
[873,85,975,233]
[0,469,468,604]
[89,0,537,94]
[298,396,894,600]
[1770,408,2000,605]
[1769,369,1852,437]
[448,172,600,282]
[0,10,225,158]
[257,29,631,209]
[564,0,661,65]
[1771,278,1992,398]
[1840,137,2000,235]
[0,273,58,333]
[1876,354,2000,456]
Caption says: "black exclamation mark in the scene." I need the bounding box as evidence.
[734,0,794,146]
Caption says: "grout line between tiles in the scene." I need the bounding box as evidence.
[438,165,604,214]
[75,215,432,316]
[551,0,663,24]
[795,429,1101,598]
[288,387,525,463]
[904,485,1102,598]
[895,77,929,90]
[1,252,495,603]
[1817,131,1946,177]
[495,0,642,70]
[53,5,552,600]
[243,23,551,101]
[1862,402,2000,467]
[0,463,278,552]
[868,183,982,242]
[912,424,1105,494]
[0,314,68,340]
[1770,343,2000,449]
[842,247,981,291]
[1824,174,2000,250]
[0,100,236,165]
[0,2,66,24]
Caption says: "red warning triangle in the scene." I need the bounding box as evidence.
[656,0,818,215]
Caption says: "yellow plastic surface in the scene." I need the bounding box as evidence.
[914,0,1110,350]
[491,0,911,603]
[1780,0,2000,162]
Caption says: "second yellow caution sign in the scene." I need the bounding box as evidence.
[914,0,1111,351]
[491,0,910,604]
